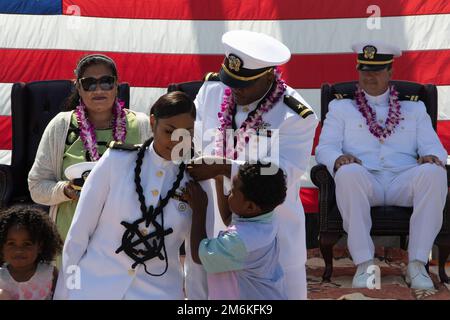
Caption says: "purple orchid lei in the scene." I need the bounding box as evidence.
[355,84,402,143]
[75,98,127,161]
[215,67,286,159]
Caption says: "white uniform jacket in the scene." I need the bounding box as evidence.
[54,143,193,300]
[316,90,447,176]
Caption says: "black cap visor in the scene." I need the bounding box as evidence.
[357,63,391,72]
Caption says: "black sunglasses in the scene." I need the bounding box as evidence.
[79,75,116,92]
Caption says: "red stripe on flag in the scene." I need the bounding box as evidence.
[62,0,450,20]
[438,120,450,154]
[300,188,319,213]
[0,116,12,150]
[1,49,449,88]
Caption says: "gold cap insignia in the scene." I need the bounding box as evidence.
[228,54,242,72]
[363,45,377,60]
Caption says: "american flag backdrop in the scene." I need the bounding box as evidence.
[0,0,449,213]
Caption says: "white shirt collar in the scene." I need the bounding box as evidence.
[363,88,390,106]
[149,141,173,168]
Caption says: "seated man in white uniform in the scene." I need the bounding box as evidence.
[315,41,447,290]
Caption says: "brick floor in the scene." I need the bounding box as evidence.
[306,248,450,300]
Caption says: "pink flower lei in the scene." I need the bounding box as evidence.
[75,98,127,161]
[355,84,402,143]
[215,67,286,159]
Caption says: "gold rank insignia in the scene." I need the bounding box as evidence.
[283,95,314,119]
[363,45,377,60]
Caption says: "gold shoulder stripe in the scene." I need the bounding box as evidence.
[283,95,314,119]
[203,72,220,81]
[334,93,350,100]
[404,95,420,102]
[108,141,141,151]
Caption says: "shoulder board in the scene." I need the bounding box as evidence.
[398,94,420,102]
[333,93,353,100]
[203,72,220,81]
[108,141,141,151]
[283,95,314,119]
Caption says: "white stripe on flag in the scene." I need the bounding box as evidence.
[0,150,11,165]
[1,14,449,54]
[0,83,12,116]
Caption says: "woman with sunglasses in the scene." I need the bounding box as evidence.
[28,54,151,247]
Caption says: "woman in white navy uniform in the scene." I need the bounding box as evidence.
[315,41,447,290]
[186,30,318,300]
[54,92,197,299]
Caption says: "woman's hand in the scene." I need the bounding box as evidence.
[63,182,80,201]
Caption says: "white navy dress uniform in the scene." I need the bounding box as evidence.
[54,141,194,299]
[189,30,319,300]
[315,41,447,289]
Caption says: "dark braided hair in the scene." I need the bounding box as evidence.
[238,162,287,213]
[116,91,195,276]
[0,205,63,265]
[63,54,119,111]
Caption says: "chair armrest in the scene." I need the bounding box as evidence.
[310,164,334,187]
[0,164,13,208]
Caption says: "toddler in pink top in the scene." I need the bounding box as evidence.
[0,206,63,300]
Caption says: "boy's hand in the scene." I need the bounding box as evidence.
[183,180,208,215]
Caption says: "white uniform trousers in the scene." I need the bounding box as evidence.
[334,163,447,265]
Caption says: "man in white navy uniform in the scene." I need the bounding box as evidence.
[187,30,318,300]
[315,41,447,289]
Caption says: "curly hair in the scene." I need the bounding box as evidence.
[238,162,287,213]
[0,205,63,264]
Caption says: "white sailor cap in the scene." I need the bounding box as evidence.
[219,30,291,88]
[64,161,96,190]
[352,41,402,71]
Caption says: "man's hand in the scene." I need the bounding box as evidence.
[183,180,208,215]
[63,182,80,201]
[186,156,231,181]
[334,154,362,172]
[417,155,445,168]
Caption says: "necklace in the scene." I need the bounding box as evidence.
[75,98,127,161]
[115,138,185,276]
[354,85,402,143]
[215,67,286,159]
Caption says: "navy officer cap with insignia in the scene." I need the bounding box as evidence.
[64,161,96,190]
[352,41,402,71]
[220,30,291,88]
